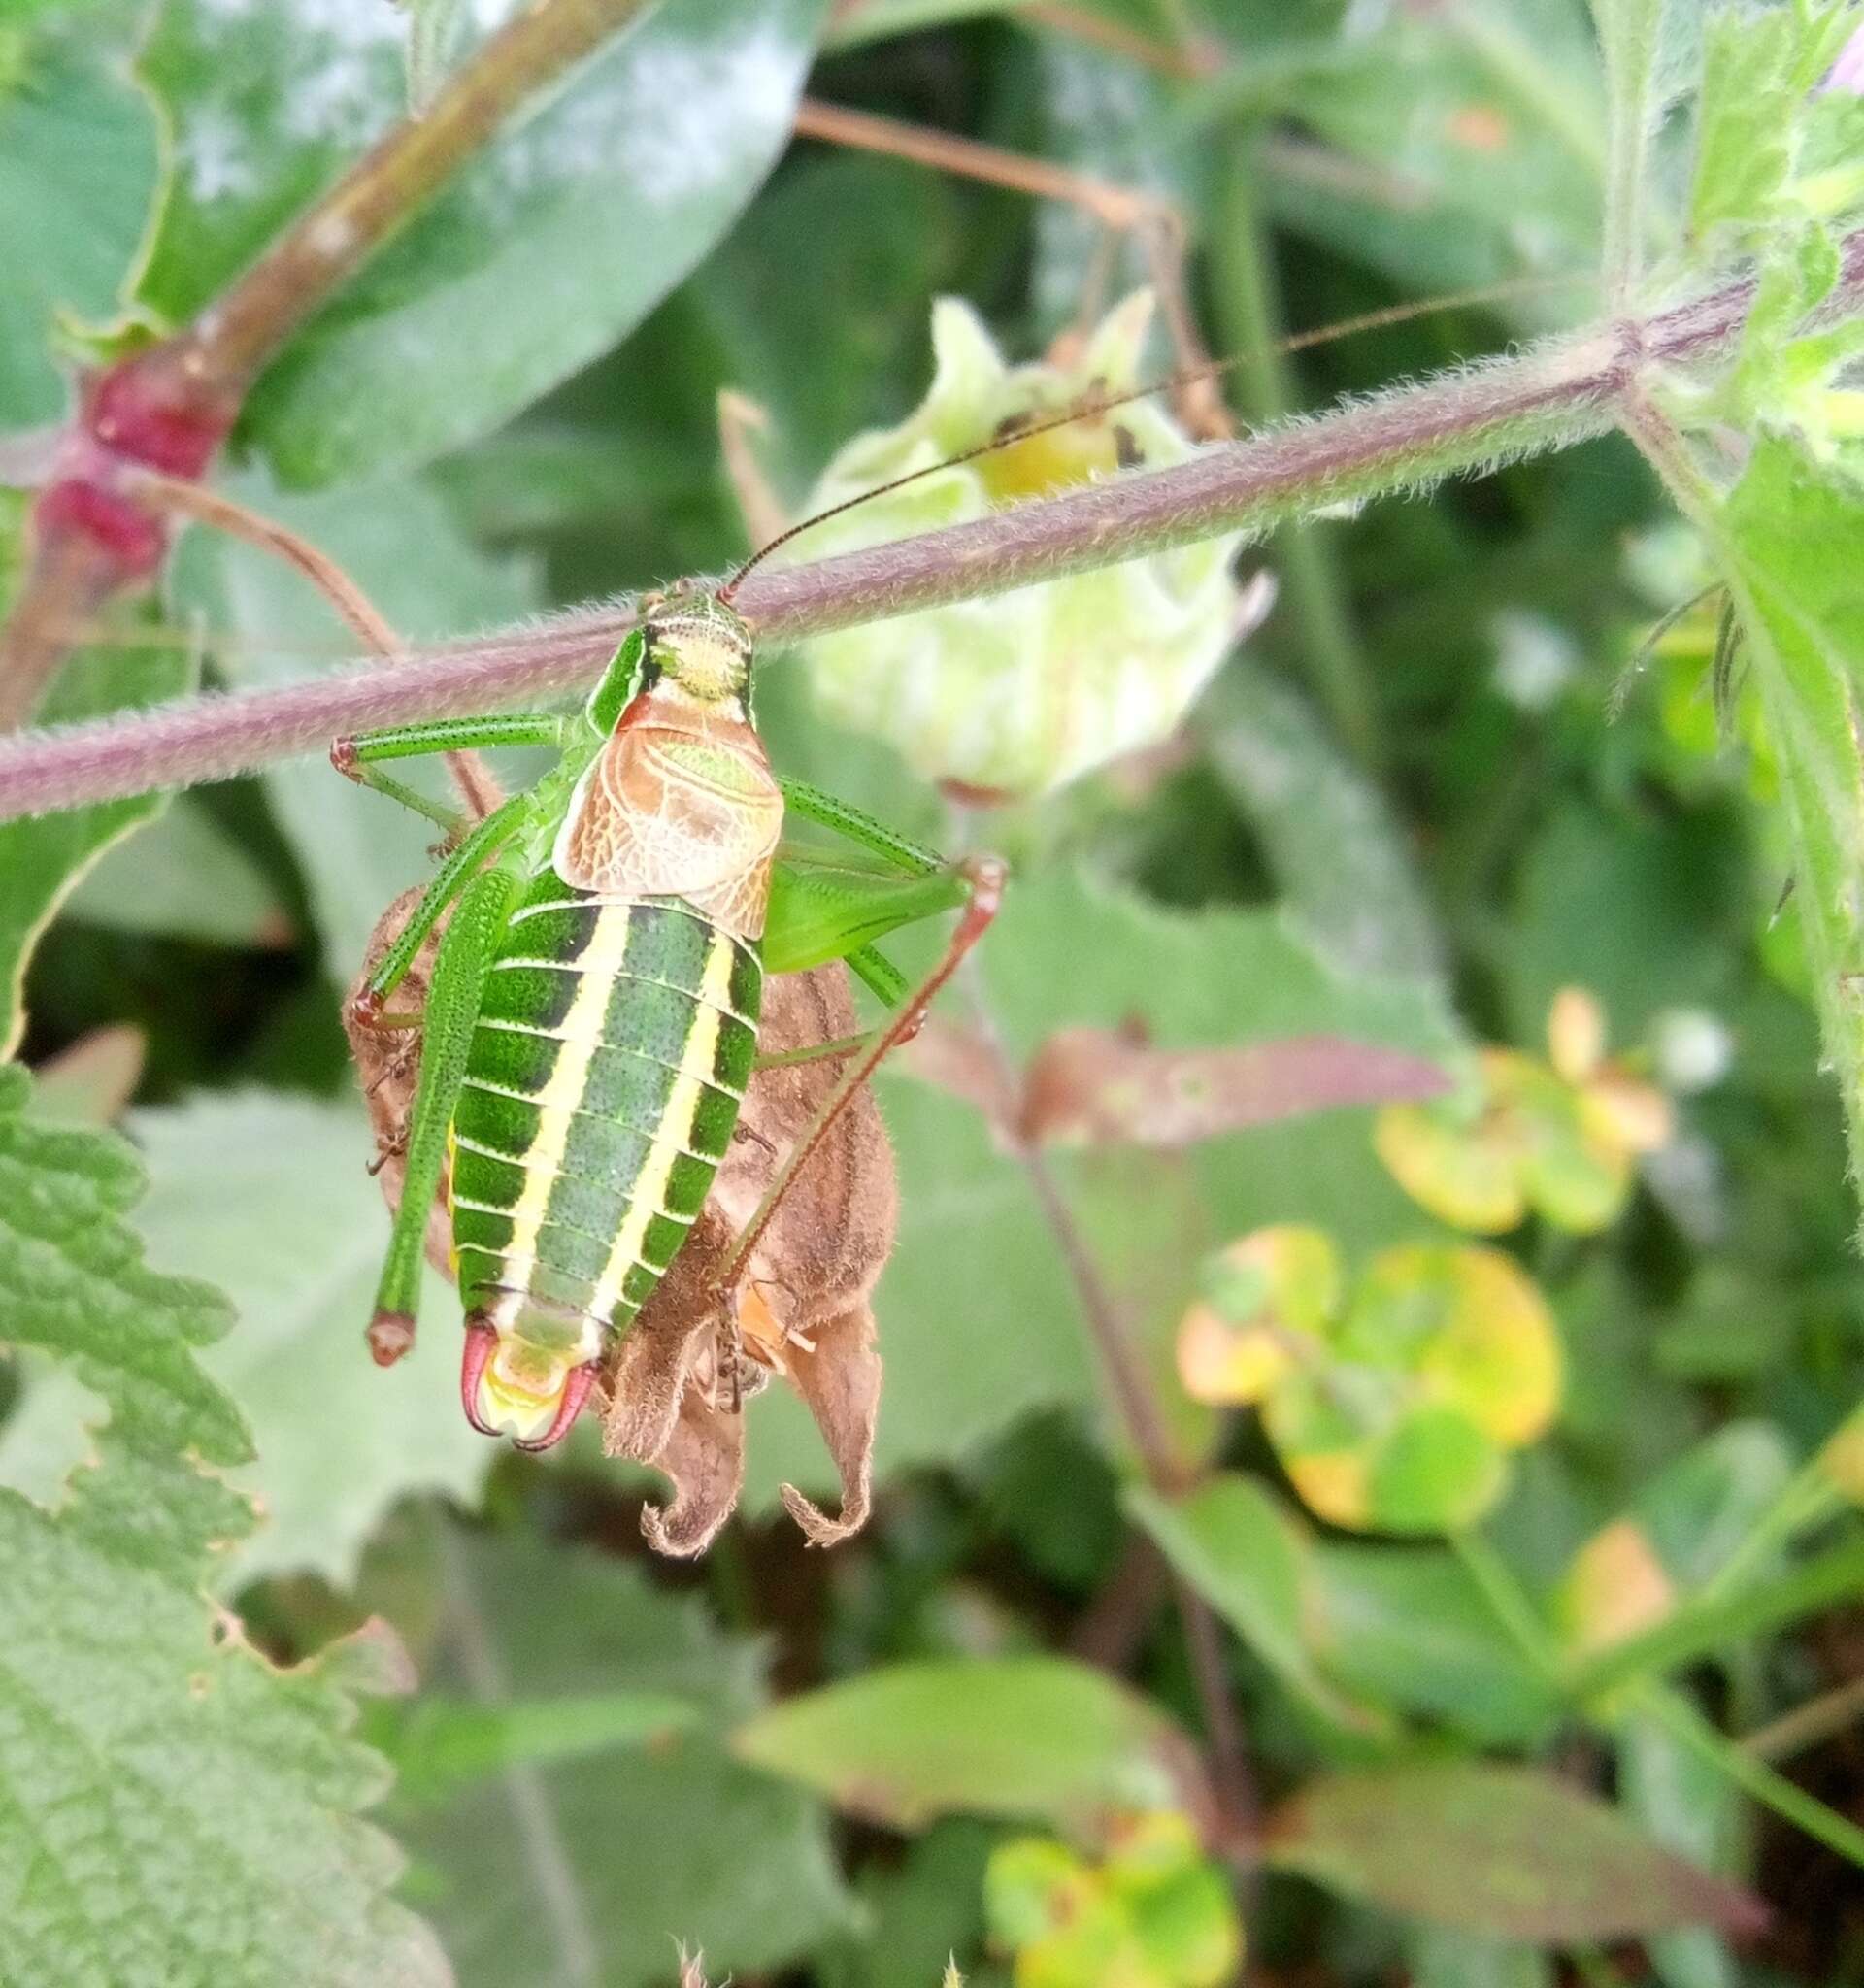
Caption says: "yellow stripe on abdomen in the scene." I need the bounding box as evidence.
[587,930,739,1320]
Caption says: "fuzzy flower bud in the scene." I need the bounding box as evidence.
[792,292,1247,800]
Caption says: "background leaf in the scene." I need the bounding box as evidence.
[1264,1761,1764,1940]
[0,13,159,428]
[141,0,832,484]
[381,1529,849,1988]
[0,1068,447,1988]
[0,1090,494,1590]
[734,1656,1209,1839]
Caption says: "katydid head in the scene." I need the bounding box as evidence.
[586,592,752,735]
[461,1318,599,1450]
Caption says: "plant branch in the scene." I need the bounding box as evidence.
[0,0,656,730]
[1,238,1858,824]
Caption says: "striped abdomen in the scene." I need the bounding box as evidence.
[448,864,762,1366]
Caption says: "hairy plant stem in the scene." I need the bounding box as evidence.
[3,234,1863,823]
[0,0,656,728]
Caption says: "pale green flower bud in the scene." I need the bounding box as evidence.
[792,292,1247,800]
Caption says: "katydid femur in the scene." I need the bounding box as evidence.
[338,589,999,1450]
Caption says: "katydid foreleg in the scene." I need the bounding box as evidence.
[348,789,532,1029]
[332,712,570,831]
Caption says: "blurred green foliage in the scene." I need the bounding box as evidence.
[6,1,1864,1985]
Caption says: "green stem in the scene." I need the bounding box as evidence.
[1588,0,1665,304]
[1212,134,1380,769]
[1640,1682,1864,1872]
[1566,1534,1864,1702]
[1450,1531,1565,1686]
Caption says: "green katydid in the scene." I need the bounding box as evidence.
[85,279,1567,1454]
[335,579,1000,1452]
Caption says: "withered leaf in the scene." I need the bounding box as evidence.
[601,959,896,1556]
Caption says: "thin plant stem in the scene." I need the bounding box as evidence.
[127,472,500,819]
[1451,1530,1565,1686]
[1589,0,1664,305]
[1020,0,1217,81]
[793,98,1152,229]
[11,232,1859,822]
[1640,1682,1864,1872]
[950,950,1259,1855]
[1213,130,1379,768]
[0,239,1847,824]
[1743,1673,1864,1765]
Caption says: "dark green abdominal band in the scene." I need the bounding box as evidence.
[448,875,763,1341]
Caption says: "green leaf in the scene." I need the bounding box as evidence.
[140,0,831,485]
[170,470,539,979]
[0,14,159,427]
[1263,1761,1764,1939]
[1619,1708,1745,1988]
[1687,3,1857,242]
[385,1531,847,1988]
[1403,1925,1553,1988]
[0,1091,493,1589]
[734,1657,1210,1839]
[1263,0,1606,328]
[1126,1474,1386,1738]
[383,1688,701,1805]
[1716,437,1864,1190]
[739,868,1458,1510]
[1505,798,1749,1044]
[695,151,963,497]
[0,494,195,1054]
[0,1066,447,1987]
[65,795,285,947]
[1311,1542,1559,1748]
[1200,664,1448,988]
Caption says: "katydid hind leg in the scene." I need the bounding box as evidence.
[365,861,518,1366]
[766,780,969,977]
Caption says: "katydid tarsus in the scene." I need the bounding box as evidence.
[31,274,1587,1452]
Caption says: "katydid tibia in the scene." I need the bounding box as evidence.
[337,589,1000,1451]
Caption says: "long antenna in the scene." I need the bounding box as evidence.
[716,271,1589,606]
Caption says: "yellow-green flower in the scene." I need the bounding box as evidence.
[985,1813,1241,1988]
[1177,1226,1562,1534]
[793,292,1246,799]
[1375,987,1673,1235]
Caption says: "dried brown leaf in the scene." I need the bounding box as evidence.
[603,960,897,1555]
